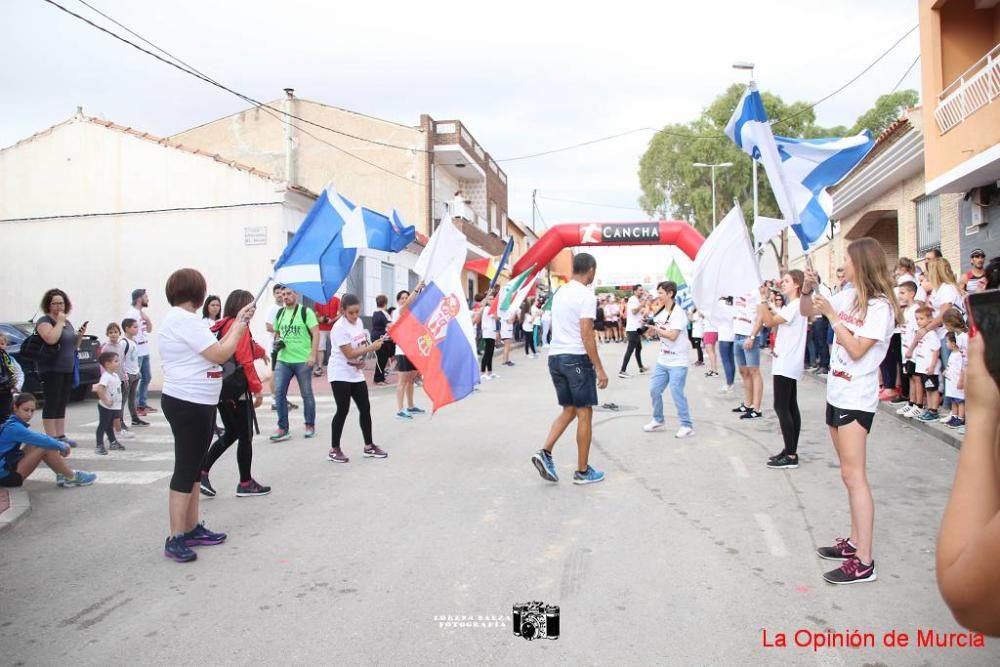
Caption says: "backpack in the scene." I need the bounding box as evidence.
[0,351,15,391]
[217,327,249,403]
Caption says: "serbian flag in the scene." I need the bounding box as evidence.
[391,220,479,412]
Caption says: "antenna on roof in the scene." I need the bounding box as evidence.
[284,88,295,99]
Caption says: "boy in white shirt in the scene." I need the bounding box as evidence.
[895,282,919,416]
[121,318,148,427]
[94,351,124,455]
[906,306,941,422]
[942,332,966,429]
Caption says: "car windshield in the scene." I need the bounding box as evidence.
[0,322,32,343]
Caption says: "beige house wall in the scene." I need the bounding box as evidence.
[172,99,430,235]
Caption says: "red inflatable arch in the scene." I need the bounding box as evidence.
[511,221,705,276]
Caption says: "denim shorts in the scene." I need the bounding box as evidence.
[734,334,761,368]
[548,354,598,408]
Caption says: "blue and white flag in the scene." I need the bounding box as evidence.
[273,185,416,303]
[725,84,874,251]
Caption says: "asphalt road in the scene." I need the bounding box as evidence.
[1,344,997,665]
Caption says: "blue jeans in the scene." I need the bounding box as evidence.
[650,364,692,427]
[137,355,152,407]
[274,361,316,431]
[734,334,761,368]
[719,341,736,386]
[812,317,831,369]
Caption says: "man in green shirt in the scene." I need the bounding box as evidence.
[271,287,320,441]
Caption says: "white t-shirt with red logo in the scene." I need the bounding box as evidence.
[772,299,807,380]
[328,316,369,383]
[944,332,968,400]
[826,289,895,413]
[913,331,941,376]
[654,304,690,368]
[900,304,918,363]
[930,283,963,341]
[732,293,759,337]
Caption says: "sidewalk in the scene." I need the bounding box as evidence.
[0,487,30,532]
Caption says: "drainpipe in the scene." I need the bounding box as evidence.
[283,88,296,186]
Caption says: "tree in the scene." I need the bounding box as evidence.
[638,86,918,260]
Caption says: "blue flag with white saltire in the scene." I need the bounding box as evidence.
[272,185,416,303]
[725,84,874,251]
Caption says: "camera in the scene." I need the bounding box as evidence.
[272,339,285,353]
[512,601,559,641]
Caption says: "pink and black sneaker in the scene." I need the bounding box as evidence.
[816,537,857,561]
[823,557,876,585]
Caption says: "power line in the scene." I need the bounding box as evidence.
[537,195,647,212]
[42,0,428,154]
[0,200,285,223]
[890,54,921,93]
[497,128,659,162]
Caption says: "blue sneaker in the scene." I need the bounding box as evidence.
[395,410,414,420]
[164,534,197,562]
[573,466,605,485]
[917,410,940,423]
[183,522,227,547]
[531,449,558,482]
[406,406,426,415]
[57,471,97,487]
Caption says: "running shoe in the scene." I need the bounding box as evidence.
[489,373,500,379]
[200,472,216,497]
[945,416,965,429]
[109,441,126,451]
[304,426,316,439]
[164,535,197,563]
[739,409,763,420]
[639,367,648,374]
[287,401,300,410]
[917,410,940,423]
[407,406,426,415]
[957,425,966,436]
[131,418,151,427]
[895,403,913,415]
[328,448,350,463]
[617,371,631,379]
[573,466,605,485]
[889,395,907,404]
[363,444,388,458]
[823,557,876,585]
[236,479,272,497]
[816,537,857,561]
[503,361,515,367]
[482,374,493,381]
[95,444,108,456]
[117,430,136,440]
[531,449,558,482]
[395,410,414,420]
[816,368,829,376]
[732,403,749,413]
[904,405,924,418]
[57,470,97,487]
[183,522,227,547]
[269,429,291,442]
[718,385,734,394]
[675,426,695,439]
[767,453,799,469]
[878,388,897,401]
[642,421,666,432]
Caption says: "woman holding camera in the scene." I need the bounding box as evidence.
[327,294,387,464]
[35,288,87,447]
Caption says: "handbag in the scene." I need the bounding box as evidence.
[19,331,60,364]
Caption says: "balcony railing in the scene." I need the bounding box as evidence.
[934,41,1000,134]
[432,119,508,186]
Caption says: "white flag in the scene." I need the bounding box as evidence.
[415,218,468,282]
[692,205,763,320]
[752,216,789,247]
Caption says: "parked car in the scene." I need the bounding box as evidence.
[1,321,102,401]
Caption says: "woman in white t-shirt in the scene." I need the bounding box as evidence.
[521,300,537,358]
[327,294,387,463]
[643,281,694,439]
[158,268,254,564]
[756,271,807,470]
[919,258,963,404]
[802,238,901,586]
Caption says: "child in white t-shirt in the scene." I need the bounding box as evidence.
[907,306,941,422]
[94,351,124,455]
[942,309,969,429]
[101,322,135,441]
[895,282,919,417]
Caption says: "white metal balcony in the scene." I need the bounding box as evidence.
[934,41,1000,134]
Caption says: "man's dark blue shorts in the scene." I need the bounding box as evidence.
[548,354,598,408]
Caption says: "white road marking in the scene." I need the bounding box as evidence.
[57,448,175,462]
[30,470,171,485]
[753,513,789,557]
[728,456,750,479]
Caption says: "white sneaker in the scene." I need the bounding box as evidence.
[718,385,734,394]
[482,374,493,381]
[904,405,923,418]
[116,430,136,440]
[489,373,500,380]
[643,421,666,432]
[895,404,911,415]
[618,372,631,379]
[675,426,695,439]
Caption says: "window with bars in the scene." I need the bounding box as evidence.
[916,195,941,254]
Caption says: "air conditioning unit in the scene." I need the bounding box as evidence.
[964,186,995,235]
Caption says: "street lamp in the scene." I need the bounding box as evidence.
[732,61,755,80]
[733,61,758,222]
[693,162,733,230]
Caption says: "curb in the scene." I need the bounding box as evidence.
[801,371,962,451]
[0,487,32,533]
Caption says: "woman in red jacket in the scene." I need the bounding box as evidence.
[199,290,271,498]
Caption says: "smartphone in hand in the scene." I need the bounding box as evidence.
[967,289,1000,388]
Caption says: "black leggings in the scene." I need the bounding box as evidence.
[880,332,901,390]
[40,371,73,419]
[330,381,373,448]
[524,331,536,355]
[374,344,392,383]
[202,399,254,483]
[481,338,496,373]
[620,332,644,372]
[96,405,117,446]
[773,375,801,456]
[162,394,216,493]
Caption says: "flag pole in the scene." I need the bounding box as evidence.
[253,275,274,306]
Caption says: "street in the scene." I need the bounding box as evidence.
[1,346,995,665]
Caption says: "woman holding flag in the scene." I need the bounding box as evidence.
[801,238,900,585]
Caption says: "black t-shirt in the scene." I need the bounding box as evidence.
[372,310,390,339]
[36,315,78,373]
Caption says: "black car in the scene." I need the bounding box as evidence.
[1,321,102,401]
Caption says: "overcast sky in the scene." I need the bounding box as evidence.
[1,0,920,279]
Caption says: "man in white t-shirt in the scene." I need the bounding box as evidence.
[125,288,155,414]
[643,281,694,438]
[618,284,648,378]
[530,253,608,486]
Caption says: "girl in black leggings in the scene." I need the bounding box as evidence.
[755,271,808,470]
[327,294,388,464]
